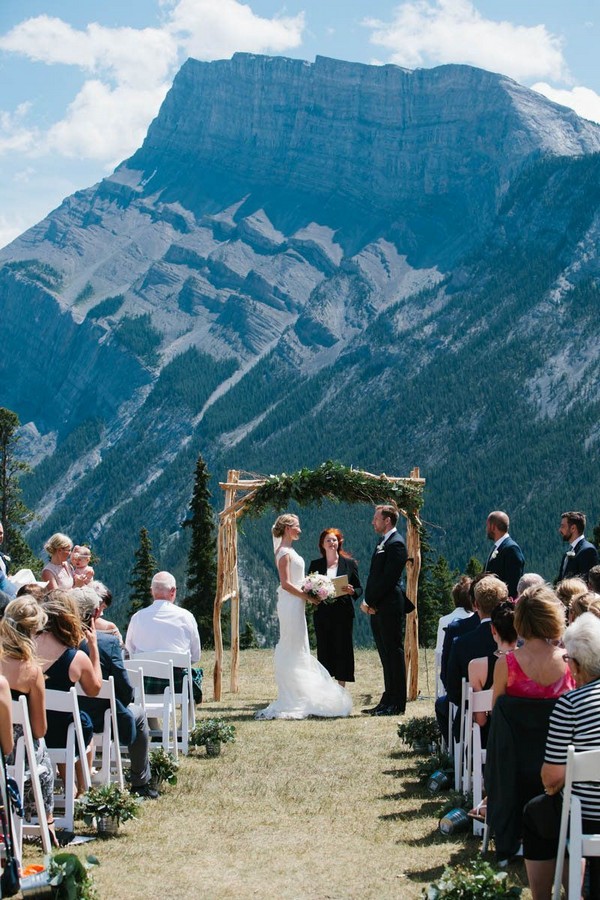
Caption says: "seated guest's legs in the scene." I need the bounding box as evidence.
[435,694,449,743]
[523,792,586,900]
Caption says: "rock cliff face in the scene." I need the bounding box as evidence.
[1,54,600,635]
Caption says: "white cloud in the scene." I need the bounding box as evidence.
[531,83,600,125]
[43,80,170,162]
[0,16,178,88]
[364,0,569,83]
[166,0,305,59]
[0,105,37,155]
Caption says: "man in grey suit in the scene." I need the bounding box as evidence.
[361,504,408,716]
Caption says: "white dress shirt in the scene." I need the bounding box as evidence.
[125,599,201,662]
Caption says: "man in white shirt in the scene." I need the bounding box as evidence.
[126,571,201,663]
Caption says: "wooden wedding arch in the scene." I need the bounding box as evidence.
[212,461,425,702]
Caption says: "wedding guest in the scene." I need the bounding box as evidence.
[71,546,94,585]
[17,583,48,602]
[555,577,587,613]
[308,528,362,686]
[516,573,544,598]
[468,600,517,728]
[36,590,102,794]
[0,596,57,844]
[42,534,88,591]
[90,581,122,642]
[556,511,598,582]
[484,511,524,598]
[0,672,13,755]
[435,575,474,656]
[523,613,600,900]
[587,565,600,592]
[493,584,574,704]
[568,591,600,623]
[361,504,408,716]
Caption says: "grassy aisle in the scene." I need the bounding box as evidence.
[25,649,530,899]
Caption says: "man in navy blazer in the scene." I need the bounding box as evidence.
[484,511,524,598]
[557,510,599,583]
[361,504,408,716]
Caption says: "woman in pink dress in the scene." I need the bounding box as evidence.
[493,584,575,704]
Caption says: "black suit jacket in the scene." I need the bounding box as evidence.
[485,536,524,597]
[440,612,478,687]
[80,632,136,745]
[446,620,496,706]
[308,555,362,619]
[364,531,408,612]
[558,538,599,582]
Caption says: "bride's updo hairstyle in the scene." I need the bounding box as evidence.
[272,514,298,539]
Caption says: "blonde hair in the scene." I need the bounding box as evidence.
[515,584,565,641]
[44,532,73,556]
[42,590,84,647]
[272,514,299,539]
[556,577,588,609]
[569,592,600,622]
[0,596,47,662]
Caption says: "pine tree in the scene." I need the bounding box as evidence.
[128,527,156,619]
[240,620,259,649]
[182,454,218,648]
[466,556,483,577]
[0,406,40,572]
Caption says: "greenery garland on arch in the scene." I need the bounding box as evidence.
[239,460,424,524]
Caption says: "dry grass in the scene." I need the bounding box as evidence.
[23,649,530,899]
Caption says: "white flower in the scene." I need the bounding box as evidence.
[566,550,576,558]
[376,541,386,552]
[490,549,499,560]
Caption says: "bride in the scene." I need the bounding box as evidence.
[256,514,352,720]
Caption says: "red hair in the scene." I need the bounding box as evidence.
[318,528,351,559]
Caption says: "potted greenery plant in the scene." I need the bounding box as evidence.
[20,852,98,899]
[77,783,140,836]
[424,858,522,898]
[149,746,179,790]
[397,715,442,753]
[190,718,236,757]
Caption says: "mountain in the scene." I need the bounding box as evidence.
[1,53,600,641]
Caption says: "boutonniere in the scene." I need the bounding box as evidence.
[566,550,576,558]
[376,542,386,552]
[490,549,499,561]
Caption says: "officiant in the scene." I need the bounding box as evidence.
[309,529,362,687]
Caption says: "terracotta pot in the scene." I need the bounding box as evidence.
[205,739,222,757]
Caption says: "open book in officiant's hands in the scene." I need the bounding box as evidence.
[331,575,349,597]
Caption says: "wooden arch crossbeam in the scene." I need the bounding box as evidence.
[213,462,425,702]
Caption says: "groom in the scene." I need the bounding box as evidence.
[361,504,408,716]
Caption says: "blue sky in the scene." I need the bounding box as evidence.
[1,0,599,249]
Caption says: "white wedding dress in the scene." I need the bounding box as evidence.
[256,547,352,719]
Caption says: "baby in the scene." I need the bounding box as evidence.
[71,545,95,585]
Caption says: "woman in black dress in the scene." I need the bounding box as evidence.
[309,529,362,686]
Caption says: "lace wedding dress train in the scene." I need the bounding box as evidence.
[256,547,352,720]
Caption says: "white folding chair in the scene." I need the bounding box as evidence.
[553,745,600,900]
[45,687,92,831]
[463,686,493,795]
[434,650,443,700]
[472,723,490,850]
[123,664,146,715]
[7,695,52,854]
[453,679,468,791]
[133,651,195,754]
[127,658,177,759]
[76,677,124,788]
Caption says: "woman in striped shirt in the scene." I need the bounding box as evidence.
[523,612,600,899]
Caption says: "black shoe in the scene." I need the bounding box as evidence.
[132,784,159,800]
[362,704,385,715]
[373,705,405,717]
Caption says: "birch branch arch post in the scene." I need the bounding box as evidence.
[213,461,425,702]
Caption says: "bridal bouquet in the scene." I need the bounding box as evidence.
[301,573,336,604]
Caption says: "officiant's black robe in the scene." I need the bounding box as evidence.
[308,555,362,683]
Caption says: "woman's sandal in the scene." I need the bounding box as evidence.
[467,800,487,822]
[47,818,60,848]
